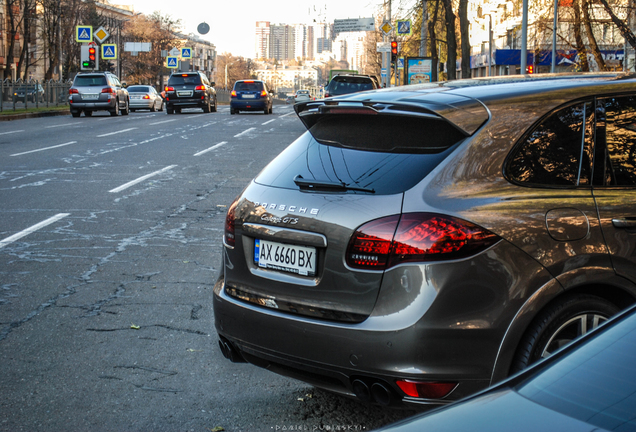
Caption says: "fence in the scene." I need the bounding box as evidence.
[0,79,73,112]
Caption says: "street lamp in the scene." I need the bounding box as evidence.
[225,61,235,90]
[482,13,493,77]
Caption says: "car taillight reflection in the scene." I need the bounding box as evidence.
[224,198,239,247]
[346,213,500,270]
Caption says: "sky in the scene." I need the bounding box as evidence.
[114,0,393,58]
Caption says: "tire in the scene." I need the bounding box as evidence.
[130,108,136,112]
[203,99,211,113]
[110,99,120,116]
[150,102,156,112]
[84,110,92,117]
[230,108,236,115]
[264,106,268,114]
[71,110,81,118]
[159,102,164,112]
[121,98,130,116]
[167,107,174,114]
[212,98,217,112]
[510,294,619,374]
[175,108,181,114]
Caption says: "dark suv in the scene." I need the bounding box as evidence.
[324,73,378,98]
[230,80,273,115]
[69,71,129,117]
[215,73,636,408]
[164,71,217,114]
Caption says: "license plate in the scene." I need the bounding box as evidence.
[82,93,99,100]
[254,239,316,276]
[242,94,256,99]
[177,91,193,97]
[131,95,142,99]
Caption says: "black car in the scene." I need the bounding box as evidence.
[378,304,636,431]
[164,71,217,114]
[214,73,636,408]
[323,73,378,98]
[13,84,45,103]
[230,80,273,114]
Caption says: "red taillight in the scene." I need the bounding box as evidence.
[195,85,205,91]
[101,87,115,94]
[260,90,267,97]
[346,213,499,270]
[165,86,175,92]
[324,92,330,98]
[224,199,239,247]
[231,90,237,98]
[69,88,79,94]
[396,380,457,399]
[142,95,150,99]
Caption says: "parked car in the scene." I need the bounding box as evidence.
[323,73,378,98]
[13,84,45,103]
[377,303,636,431]
[69,71,129,117]
[127,85,163,112]
[164,71,216,114]
[214,73,636,407]
[230,80,273,114]
[294,89,312,103]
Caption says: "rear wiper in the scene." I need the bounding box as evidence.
[293,175,375,193]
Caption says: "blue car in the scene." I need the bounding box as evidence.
[230,80,273,115]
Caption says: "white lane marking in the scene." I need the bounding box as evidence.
[262,119,276,125]
[97,127,138,138]
[194,141,228,157]
[0,213,70,249]
[0,130,25,136]
[149,119,178,126]
[11,141,78,157]
[280,112,295,118]
[44,123,77,129]
[108,165,178,193]
[234,127,256,138]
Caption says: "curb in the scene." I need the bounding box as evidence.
[0,109,70,122]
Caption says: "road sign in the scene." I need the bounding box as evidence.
[377,42,391,53]
[380,21,393,36]
[75,25,92,42]
[397,20,412,35]
[94,26,110,43]
[181,48,192,59]
[166,56,179,68]
[397,58,405,69]
[334,17,375,33]
[102,44,117,59]
[169,47,180,56]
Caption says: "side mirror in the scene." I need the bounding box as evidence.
[122,82,127,88]
[210,81,216,87]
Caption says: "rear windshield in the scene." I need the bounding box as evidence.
[127,86,151,92]
[73,76,107,86]
[235,82,264,92]
[168,75,202,85]
[254,131,459,195]
[328,77,374,95]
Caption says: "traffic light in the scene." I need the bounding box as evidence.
[88,46,96,69]
[80,45,97,70]
[107,61,115,72]
[526,65,534,74]
[391,41,398,62]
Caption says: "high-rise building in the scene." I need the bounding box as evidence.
[269,25,296,61]
[255,21,270,59]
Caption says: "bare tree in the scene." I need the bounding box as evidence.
[441,0,457,80]
[458,0,470,78]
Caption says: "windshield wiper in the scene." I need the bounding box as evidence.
[293,175,375,193]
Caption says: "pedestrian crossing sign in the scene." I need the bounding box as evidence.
[166,56,179,68]
[397,20,412,36]
[181,48,192,59]
[76,25,93,42]
[102,44,117,59]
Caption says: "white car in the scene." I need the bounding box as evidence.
[294,90,312,103]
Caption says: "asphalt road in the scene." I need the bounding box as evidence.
[0,105,415,431]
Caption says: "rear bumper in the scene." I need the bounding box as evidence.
[166,98,207,109]
[230,99,268,111]
[130,100,155,109]
[213,239,551,407]
[70,101,116,111]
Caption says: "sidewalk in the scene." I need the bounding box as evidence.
[0,108,70,122]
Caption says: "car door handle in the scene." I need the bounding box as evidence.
[611,218,636,229]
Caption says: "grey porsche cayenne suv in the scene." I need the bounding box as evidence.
[214,73,636,407]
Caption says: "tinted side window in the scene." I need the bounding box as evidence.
[596,96,636,186]
[507,102,594,187]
